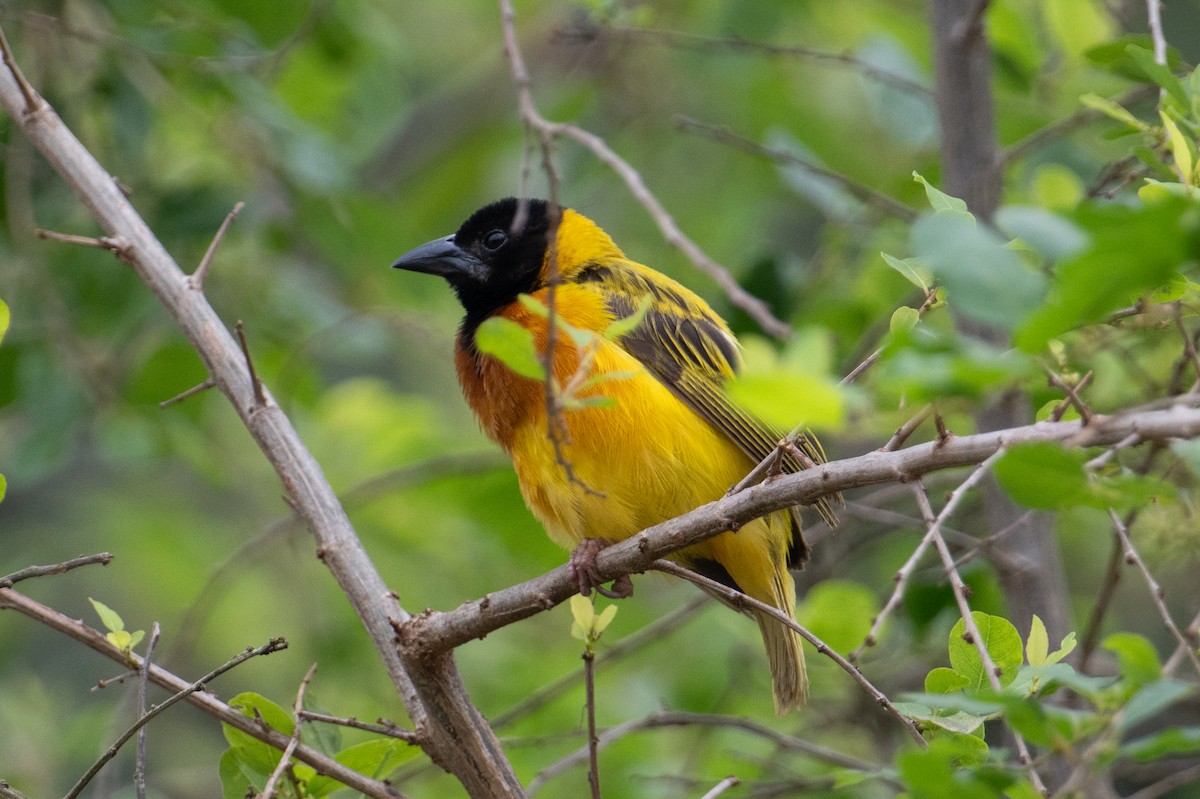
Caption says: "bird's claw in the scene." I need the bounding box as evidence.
[568,538,634,599]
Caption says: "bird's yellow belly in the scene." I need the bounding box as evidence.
[508,350,752,552]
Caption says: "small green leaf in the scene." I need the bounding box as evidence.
[890,305,920,334]
[913,212,1046,331]
[0,474,6,504]
[949,612,1023,689]
[517,293,549,317]
[912,172,970,215]
[107,630,133,651]
[1122,726,1200,761]
[1121,679,1192,731]
[1161,111,1196,186]
[1103,632,1162,687]
[89,597,125,633]
[475,317,546,381]
[1125,44,1190,109]
[995,443,1091,509]
[798,580,879,652]
[569,594,594,642]
[127,629,144,650]
[0,298,8,346]
[603,294,653,339]
[881,252,930,292]
[1027,615,1049,667]
[925,667,971,694]
[1079,92,1151,132]
[594,604,618,635]
[1048,631,1077,666]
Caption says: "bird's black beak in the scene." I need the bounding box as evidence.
[391,235,485,283]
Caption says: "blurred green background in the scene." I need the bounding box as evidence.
[3,0,1200,797]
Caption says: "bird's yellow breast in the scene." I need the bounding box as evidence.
[456,282,778,593]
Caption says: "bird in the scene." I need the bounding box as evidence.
[391,197,838,712]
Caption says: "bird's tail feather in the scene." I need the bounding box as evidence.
[754,573,807,713]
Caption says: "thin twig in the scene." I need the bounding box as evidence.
[1002,85,1158,165]
[1172,304,1200,393]
[1049,371,1094,422]
[1163,607,1200,676]
[497,0,790,339]
[159,377,217,409]
[1043,363,1093,424]
[262,662,319,799]
[559,24,932,97]
[882,405,934,452]
[848,451,1006,662]
[698,776,740,799]
[1146,0,1168,66]
[296,711,420,744]
[651,560,926,746]
[526,709,898,795]
[1107,509,1200,677]
[0,552,113,588]
[492,595,708,729]
[35,228,129,256]
[676,116,918,222]
[64,639,289,799]
[0,23,40,114]
[189,200,245,290]
[583,649,601,799]
[911,483,1048,796]
[234,320,268,408]
[841,288,940,386]
[134,622,161,799]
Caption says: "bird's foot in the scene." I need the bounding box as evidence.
[568,538,634,599]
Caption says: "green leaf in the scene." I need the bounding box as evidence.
[517,293,549,318]
[881,252,930,292]
[1121,679,1192,731]
[474,316,546,381]
[1125,44,1190,109]
[305,739,419,796]
[1017,173,1199,352]
[1079,92,1151,133]
[1102,632,1162,687]
[913,212,1046,331]
[594,604,618,635]
[1026,615,1049,667]
[107,630,133,651]
[912,172,970,215]
[219,748,259,799]
[726,370,844,430]
[995,443,1091,509]
[569,594,594,642]
[1162,111,1196,185]
[949,612,1023,689]
[798,580,879,652]
[0,298,8,347]
[1048,631,1077,666]
[89,597,126,633]
[603,294,652,339]
[890,305,920,334]
[994,206,1089,260]
[1122,726,1200,761]
[894,701,989,735]
[0,474,6,504]
[925,667,971,694]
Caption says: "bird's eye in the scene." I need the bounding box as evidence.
[483,229,507,251]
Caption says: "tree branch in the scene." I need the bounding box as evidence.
[406,399,1200,651]
[0,27,523,798]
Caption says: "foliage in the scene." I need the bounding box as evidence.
[2,1,1200,798]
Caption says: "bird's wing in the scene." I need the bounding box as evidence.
[584,260,840,534]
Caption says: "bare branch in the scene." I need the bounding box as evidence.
[189,200,245,291]
[0,588,405,798]
[408,398,1200,653]
[849,450,1006,663]
[297,711,420,744]
[675,116,918,222]
[0,40,522,794]
[0,552,113,588]
[699,776,740,799]
[1108,509,1200,678]
[63,635,289,799]
[135,622,161,799]
[652,560,925,745]
[262,662,319,799]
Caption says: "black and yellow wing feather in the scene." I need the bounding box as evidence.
[574,257,841,567]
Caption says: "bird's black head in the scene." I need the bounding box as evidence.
[392,198,555,326]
